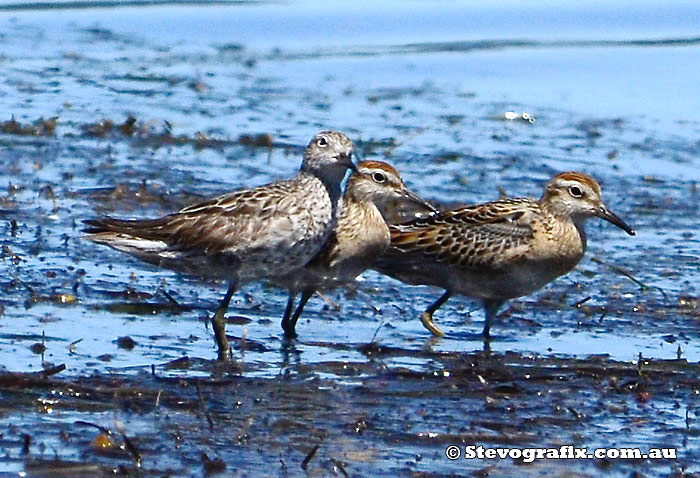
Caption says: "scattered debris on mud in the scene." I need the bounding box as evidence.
[2,350,698,477]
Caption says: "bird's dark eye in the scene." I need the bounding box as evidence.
[568,185,584,198]
[372,172,387,183]
[316,137,328,147]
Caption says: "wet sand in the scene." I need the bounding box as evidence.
[1,1,700,476]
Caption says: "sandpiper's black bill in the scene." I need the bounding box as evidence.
[403,188,438,214]
[337,152,358,172]
[598,206,635,236]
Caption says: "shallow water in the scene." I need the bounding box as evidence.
[1,0,700,476]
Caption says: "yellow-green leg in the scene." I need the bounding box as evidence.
[212,283,236,361]
[419,291,451,336]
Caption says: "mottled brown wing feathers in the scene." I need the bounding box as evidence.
[83,179,304,254]
[176,179,300,215]
[389,198,538,268]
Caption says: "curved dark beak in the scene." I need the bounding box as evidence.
[598,205,635,236]
[402,187,438,215]
[337,152,358,172]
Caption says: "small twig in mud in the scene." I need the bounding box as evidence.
[202,452,226,475]
[591,257,646,289]
[599,308,608,322]
[570,296,591,308]
[0,363,66,386]
[195,382,214,430]
[74,421,111,435]
[315,290,340,311]
[591,256,667,302]
[40,363,66,378]
[14,276,36,295]
[161,356,191,370]
[122,432,142,468]
[158,288,182,311]
[370,317,387,344]
[301,444,319,470]
[41,331,46,365]
[114,420,142,468]
[331,458,349,477]
[68,339,82,354]
[354,286,380,314]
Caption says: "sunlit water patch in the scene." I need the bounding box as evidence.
[1,0,700,476]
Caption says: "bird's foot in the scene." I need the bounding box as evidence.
[420,311,445,337]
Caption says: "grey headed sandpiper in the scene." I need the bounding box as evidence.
[273,160,436,339]
[373,171,635,338]
[83,131,356,360]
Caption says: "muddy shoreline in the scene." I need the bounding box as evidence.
[3,349,698,477]
[2,1,700,476]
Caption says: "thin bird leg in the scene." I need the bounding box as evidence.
[284,289,314,339]
[280,293,296,335]
[419,290,451,337]
[212,283,236,361]
[482,299,503,339]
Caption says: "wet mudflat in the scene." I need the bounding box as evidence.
[1,0,700,476]
[2,350,700,477]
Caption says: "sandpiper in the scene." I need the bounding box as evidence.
[83,131,355,360]
[273,160,436,338]
[373,172,635,338]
